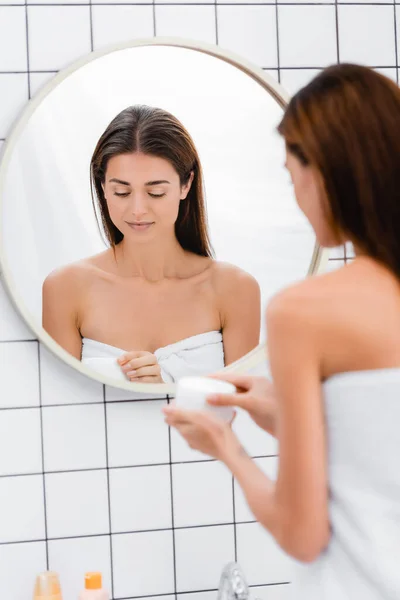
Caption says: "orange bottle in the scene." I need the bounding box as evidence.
[78,572,109,600]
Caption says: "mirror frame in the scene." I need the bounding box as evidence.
[0,36,330,394]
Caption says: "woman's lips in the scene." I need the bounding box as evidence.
[126,222,154,232]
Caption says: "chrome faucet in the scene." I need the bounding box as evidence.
[217,562,250,600]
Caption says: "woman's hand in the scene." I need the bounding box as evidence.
[163,405,242,461]
[118,351,163,383]
[207,373,278,436]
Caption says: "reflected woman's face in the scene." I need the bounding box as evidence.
[102,152,193,241]
[285,149,339,248]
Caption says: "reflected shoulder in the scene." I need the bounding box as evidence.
[211,261,260,295]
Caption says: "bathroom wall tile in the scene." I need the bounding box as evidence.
[0,341,40,408]
[234,457,279,522]
[338,6,396,67]
[172,461,233,528]
[0,7,27,71]
[278,6,337,68]
[106,400,169,467]
[112,530,175,597]
[279,0,331,5]
[175,525,235,592]
[236,523,294,586]
[329,242,355,260]
[375,67,397,83]
[279,68,320,97]
[0,541,47,600]
[179,593,215,600]
[0,408,42,475]
[42,404,107,472]
[0,280,34,342]
[0,0,24,5]
[0,73,28,138]
[95,0,151,6]
[28,0,87,4]
[92,6,154,51]
[40,345,103,406]
[45,470,109,538]
[29,72,57,97]
[135,597,172,600]
[155,6,216,44]
[233,407,278,458]
[157,0,212,7]
[217,6,277,68]
[27,6,91,72]
[48,536,112,600]
[105,385,167,401]
[110,465,172,532]
[250,584,292,600]
[0,475,45,542]
[326,259,346,273]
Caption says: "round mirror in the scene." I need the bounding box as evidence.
[0,38,326,393]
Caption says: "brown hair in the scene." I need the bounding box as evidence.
[277,63,400,277]
[90,105,214,257]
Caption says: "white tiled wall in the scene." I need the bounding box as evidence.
[0,0,383,598]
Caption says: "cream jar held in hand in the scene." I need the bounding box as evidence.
[174,376,235,422]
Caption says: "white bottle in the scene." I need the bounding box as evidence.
[78,573,109,600]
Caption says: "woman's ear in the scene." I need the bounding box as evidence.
[180,171,194,200]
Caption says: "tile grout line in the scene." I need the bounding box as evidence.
[24,0,31,99]
[0,519,267,546]
[275,0,281,83]
[37,344,49,569]
[167,394,178,600]
[0,397,169,408]
[2,2,400,5]
[89,0,94,52]
[0,64,398,76]
[214,0,219,45]
[0,453,278,478]
[103,386,115,599]
[335,0,340,64]
[232,476,238,562]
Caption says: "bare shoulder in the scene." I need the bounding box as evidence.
[43,261,89,294]
[42,250,110,293]
[268,256,399,321]
[266,256,400,374]
[210,261,260,296]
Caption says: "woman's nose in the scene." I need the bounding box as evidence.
[129,194,148,217]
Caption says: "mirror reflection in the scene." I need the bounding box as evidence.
[43,103,261,383]
[0,43,317,386]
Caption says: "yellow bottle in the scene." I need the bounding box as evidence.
[33,572,62,600]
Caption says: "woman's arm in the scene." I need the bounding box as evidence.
[42,267,83,359]
[165,284,330,562]
[216,264,261,365]
[224,290,330,561]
